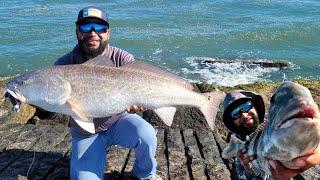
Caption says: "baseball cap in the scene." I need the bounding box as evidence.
[76,6,109,26]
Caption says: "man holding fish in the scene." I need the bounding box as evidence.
[222,84,320,179]
[6,4,320,180]
[54,6,163,180]
[33,6,160,180]
[6,5,224,180]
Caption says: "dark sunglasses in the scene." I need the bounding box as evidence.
[79,23,108,33]
[231,101,253,119]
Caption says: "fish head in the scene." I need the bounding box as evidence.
[6,71,37,104]
[6,69,71,109]
[265,81,320,161]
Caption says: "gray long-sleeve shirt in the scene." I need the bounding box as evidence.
[55,44,134,135]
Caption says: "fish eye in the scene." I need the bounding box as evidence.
[16,79,24,86]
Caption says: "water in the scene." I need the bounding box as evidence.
[1,0,319,86]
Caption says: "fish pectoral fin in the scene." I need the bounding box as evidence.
[67,101,90,121]
[67,101,95,133]
[73,117,95,134]
[154,107,176,126]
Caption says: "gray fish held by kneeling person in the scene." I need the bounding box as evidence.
[222,81,320,178]
[6,56,224,134]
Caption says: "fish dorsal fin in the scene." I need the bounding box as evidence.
[122,61,194,90]
[154,107,177,126]
[83,55,115,67]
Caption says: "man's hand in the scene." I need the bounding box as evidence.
[269,161,301,180]
[237,148,255,175]
[126,105,147,114]
[269,146,320,180]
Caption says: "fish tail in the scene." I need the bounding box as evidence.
[200,91,225,130]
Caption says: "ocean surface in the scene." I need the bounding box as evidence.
[0,0,319,87]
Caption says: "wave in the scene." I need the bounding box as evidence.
[181,56,297,87]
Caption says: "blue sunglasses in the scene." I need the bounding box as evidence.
[230,101,253,119]
[79,23,108,33]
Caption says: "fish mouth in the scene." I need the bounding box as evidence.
[6,89,24,112]
[7,89,18,100]
[279,106,319,128]
[6,89,26,103]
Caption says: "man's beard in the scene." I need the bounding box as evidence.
[237,112,260,138]
[78,38,107,60]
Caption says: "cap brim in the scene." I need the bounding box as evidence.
[76,17,109,26]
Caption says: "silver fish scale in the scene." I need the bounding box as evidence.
[52,65,207,118]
